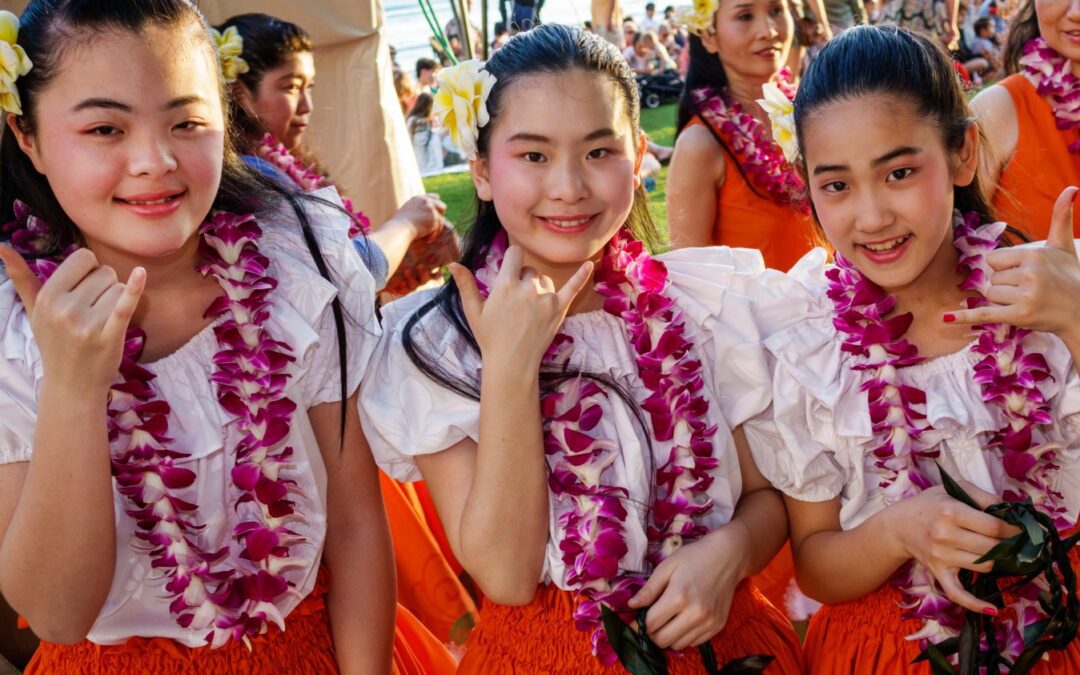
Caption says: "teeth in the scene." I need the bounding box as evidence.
[547,217,591,228]
[126,196,174,205]
[863,236,908,252]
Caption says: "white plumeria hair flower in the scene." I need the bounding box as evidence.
[674,0,719,36]
[432,59,497,161]
[756,81,800,164]
[211,26,250,84]
[0,10,33,116]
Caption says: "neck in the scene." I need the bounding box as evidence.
[726,70,774,125]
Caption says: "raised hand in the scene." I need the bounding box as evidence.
[448,246,593,369]
[891,483,1020,615]
[946,186,1080,341]
[395,193,448,241]
[0,246,145,391]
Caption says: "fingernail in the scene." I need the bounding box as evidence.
[943,313,955,323]
[983,607,998,616]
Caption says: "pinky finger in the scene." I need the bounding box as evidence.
[103,267,146,337]
[938,569,995,615]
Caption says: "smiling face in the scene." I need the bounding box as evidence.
[1036,0,1080,67]
[802,94,979,294]
[10,23,225,267]
[701,0,792,82]
[470,68,644,277]
[240,51,315,149]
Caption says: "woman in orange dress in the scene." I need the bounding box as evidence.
[971,0,1080,240]
[665,0,819,623]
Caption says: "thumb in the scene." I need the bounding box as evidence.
[0,245,43,316]
[1046,186,1079,257]
[628,559,673,608]
[448,263,484,329]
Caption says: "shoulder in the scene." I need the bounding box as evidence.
[671,123,727,183]
[972,79,1020,171]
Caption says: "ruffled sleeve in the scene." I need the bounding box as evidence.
[260,187,381,407]
[0,276,38,464]
[359,289,481,482]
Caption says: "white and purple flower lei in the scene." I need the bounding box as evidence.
[1020,37,1080,154]
[473,229,720,664]
[691,70,809,214]
[255,134,371,238]
[827,212,1065,664]
[5,201,308,648]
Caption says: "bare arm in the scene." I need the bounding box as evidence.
[970,84,1019,192]
[725,426,789,579]
[666,125,726,250]
[312,392,396,674]
[366,195,447,282]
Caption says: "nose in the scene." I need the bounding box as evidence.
[127,131,177,178]
[853,190,893,234]
[1068,0,1080,21]
[546,157,589,204]
[297,86,313,116]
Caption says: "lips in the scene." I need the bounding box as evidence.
[537,213,599,233]
[859,235,910,253]
[115,190,185,206]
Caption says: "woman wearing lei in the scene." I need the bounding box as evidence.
[214,13,457,296]
[972,0,1080,240]
[664,0,821,273]
[0,1,454,673]
[753,26,1080,673]
[361,25,805,673]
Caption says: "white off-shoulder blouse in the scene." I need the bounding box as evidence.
[360,246,786,591]
[0,188,379,646]
[753,248,1080,531]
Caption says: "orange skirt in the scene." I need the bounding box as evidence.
[23,571,456,675]
[458,581,805,674]
[805,549,1080,674]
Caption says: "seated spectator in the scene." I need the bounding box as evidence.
[415,57,440,94]
[657,22,681,59]
[622,30,677,74]
[969,16,1002,79]
[622,17,638,47]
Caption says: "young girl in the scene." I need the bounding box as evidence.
[971,0,1080,240]
[360,24,805,673]
[752,25,1080,673]
[666,0,817,273]
[0,1,445,672]
[215,12,456,296]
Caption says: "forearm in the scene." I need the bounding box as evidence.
[325,520,396,674]
[0,383,116,642]
[459,367,549,602]
[723,487,788,581]
[368,217,419,281]
[791,504,907,604]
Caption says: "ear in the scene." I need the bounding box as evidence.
[952,121,980,188]
[232,81,254,111]
[470,155,493,202]
[6,114,44,174]
[633,130,647,189]
[699,21,721,54]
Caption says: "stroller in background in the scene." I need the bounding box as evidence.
[636,69,683,109]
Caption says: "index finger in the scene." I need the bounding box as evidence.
[953,502,1020,540]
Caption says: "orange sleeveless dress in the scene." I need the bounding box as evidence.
[804,548,1080,673]
[22,569,457,674]
[686,116,817,272]
[458,581,805,673]
[992,74,1080,240]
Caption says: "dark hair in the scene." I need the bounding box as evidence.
[415,57,438,78]
[1004,0,1039,74]
[407,93,435,131]
[973,16,994,34]
[403,24,659,401]
[215,13,313,152]
[646,2,656,10]
[793,26,995,223]
[676,35,726,134]
[2,0,352,436]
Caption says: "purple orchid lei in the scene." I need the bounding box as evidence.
[1020,37,1080,154]
[5,201,308,648]
[255,134,371,238]
[827,212,1065,664]
[691,70,809,214]
[473,229,719,664]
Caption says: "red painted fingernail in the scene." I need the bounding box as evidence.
[983,607,998,616]
[943,313,955,323]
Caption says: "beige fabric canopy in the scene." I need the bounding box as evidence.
[0,0,424,227]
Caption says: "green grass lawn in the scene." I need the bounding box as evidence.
[424,103,678,239]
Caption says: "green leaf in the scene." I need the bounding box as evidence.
[1011,645,1051,675]
[716,655,774,674]
[601,605,668,675]
[937,464,981,510]
[914,639,959,674]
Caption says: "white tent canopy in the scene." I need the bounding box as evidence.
[0,0,424,226]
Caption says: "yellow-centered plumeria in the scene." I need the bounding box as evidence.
[432,59,496,161]
[0,10,32,116]
[674,0,719,35]
[757,82,799,164]
[211,26,250,84]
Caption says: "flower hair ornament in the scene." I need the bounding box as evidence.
[0,10,33,116]
[757,82,799,164]
[210,26,250,85]
[675,0,719,35]
[432,59,496,161]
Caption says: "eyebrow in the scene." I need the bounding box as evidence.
[505,128,620,144]
[812,146,921,175]
[72,95,211,113]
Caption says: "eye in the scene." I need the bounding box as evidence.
[738,12,753,20]
[523,152,546,163]
[87,125,121,136]
[770,5,784,15]
[821,180,847,193]
[587,148,610,160]
[887,167,914,181]
[174,120,206,131]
